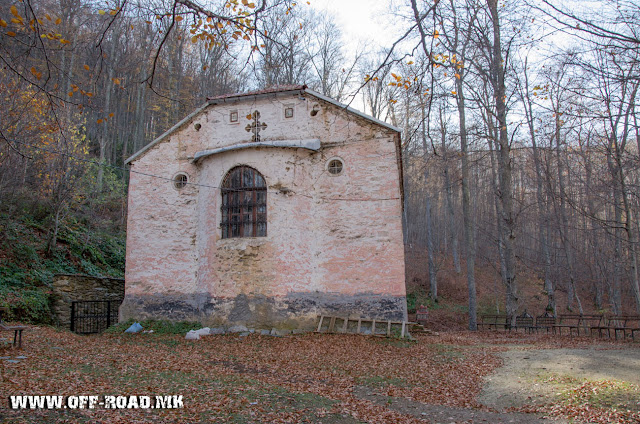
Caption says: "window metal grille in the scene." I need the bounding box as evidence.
[221,166,267,238]
[174,173,188,189]
[328,159,343,175]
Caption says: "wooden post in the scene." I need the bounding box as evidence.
[329,316,336,333]
[317,316,324,332]
[401,321,406,338]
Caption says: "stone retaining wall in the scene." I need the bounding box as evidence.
[51,274,125,328]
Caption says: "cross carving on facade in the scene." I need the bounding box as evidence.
[245,110,268,142]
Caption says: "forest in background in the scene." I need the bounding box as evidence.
[0,0,639,327]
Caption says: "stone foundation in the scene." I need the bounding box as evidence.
[119,292,407,330]
[51,274,125,327]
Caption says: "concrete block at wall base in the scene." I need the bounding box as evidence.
[119,291,407,330]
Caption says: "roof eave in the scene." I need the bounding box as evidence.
[124,101,210,165]
[207,87,307,105]
[302,89,402,134]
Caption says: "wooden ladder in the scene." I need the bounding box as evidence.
[315,315,413,339]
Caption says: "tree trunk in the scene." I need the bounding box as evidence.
[455,69,476,330]
[487,0,517,324]
[554,113,583,314]
[521,62,555,314]
[440,107,461,274]
[426,195,438,301]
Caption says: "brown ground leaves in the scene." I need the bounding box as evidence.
[0,326,637,423]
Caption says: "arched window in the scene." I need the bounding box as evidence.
[221,166,267,238]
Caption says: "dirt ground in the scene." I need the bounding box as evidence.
[360,343,640,423]
[479,347,640,410]
[2,327,640,424]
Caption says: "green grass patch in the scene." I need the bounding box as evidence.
[357,374,412,389]
[371,337,416,348]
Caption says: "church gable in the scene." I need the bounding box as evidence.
[126,85,400,167]
[121,86,407,329]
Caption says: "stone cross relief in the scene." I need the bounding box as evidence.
[245,110,268,142]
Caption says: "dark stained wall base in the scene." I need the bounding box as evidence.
[119,291,408,330]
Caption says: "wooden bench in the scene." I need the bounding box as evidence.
[0,307,26,349]
[511,311,535,333]
[554,314,604,336]
[535,312,556,333]
[478,314,511,330]
[594,316,640,340]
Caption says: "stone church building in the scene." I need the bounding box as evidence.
[121,85,407,329]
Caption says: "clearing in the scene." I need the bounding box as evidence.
[1,326,639,423]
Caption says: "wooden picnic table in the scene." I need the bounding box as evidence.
[0,307,26,349]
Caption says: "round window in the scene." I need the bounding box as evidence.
[327,159,343,175]
[174,173,188,189]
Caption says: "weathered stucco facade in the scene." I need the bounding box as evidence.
[121,85,407,329]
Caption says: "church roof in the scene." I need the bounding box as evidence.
[124,86,400,165]
[207,85,307,101]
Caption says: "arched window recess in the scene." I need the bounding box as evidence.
[221,166,267,239]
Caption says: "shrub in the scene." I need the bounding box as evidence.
[0,286,52,323]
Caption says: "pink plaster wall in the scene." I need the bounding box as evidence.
[122,91,407,327]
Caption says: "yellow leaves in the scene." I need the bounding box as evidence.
[55,18,61,25]
[434,29,439,39]
[60,39,70,44]
[30,67,42,80]
[109,113,114,118]
[110,10,117,16]
[45,14,51,21]
[176,15,184,22]
[98,10,106,15]
[112,77,121,85]
[9,6,24,25]
[455,73,461,79]
[0,19,7,27]
[451,91,457,95]
[407,61,414,65]
[97,119,104,124]
[6,31,16,37]
[191,35,198,43]
[83,64,90,71]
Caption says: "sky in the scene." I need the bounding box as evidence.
[308,0,402,54]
